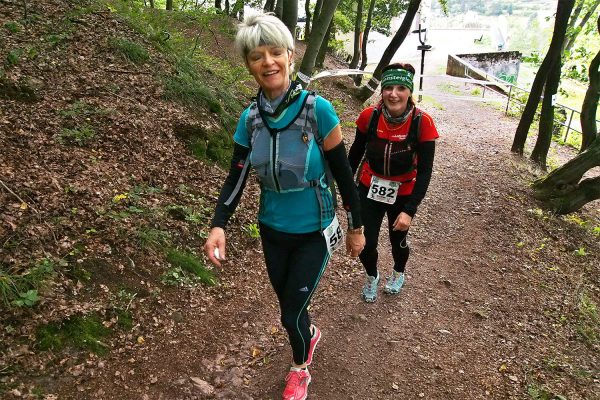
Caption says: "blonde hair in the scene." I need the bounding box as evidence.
[235,13,294,61]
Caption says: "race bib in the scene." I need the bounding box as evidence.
[323,215,344,255]
[367,176,399,204]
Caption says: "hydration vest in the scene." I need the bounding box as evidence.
[242,91,337,229]
[246,92,333,194]
[364,106,422,177]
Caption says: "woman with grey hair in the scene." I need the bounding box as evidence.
[204,12,365,399]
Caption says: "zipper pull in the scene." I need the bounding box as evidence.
[302,131,309,144]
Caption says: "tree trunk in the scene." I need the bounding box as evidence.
[580,15,600,151]
[532,15,600,214]
[315,19,333,68]
[295,0,340,85]
[313,0,323,29]
[357,0,422,102]
[281,0,298,39]
[274,0,283,18]
[532,138,600,214]
[225,0,230,14]
[149,0,155,8]
[304,0,311,39]
[511,0,575,154]
[531,59,562,169]
[263,0,275,12]
[355,0,376,86]
[166,0,173,10]
[349,0,364,69]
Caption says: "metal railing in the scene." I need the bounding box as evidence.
[454,56,598,143]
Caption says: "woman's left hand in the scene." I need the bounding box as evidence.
[392,212,412,231]
[346,232,365,257]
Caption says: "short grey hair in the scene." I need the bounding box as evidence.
[235,12,294,61]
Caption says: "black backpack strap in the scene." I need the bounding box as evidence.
[407,108,422,147]
[366,105,381,140]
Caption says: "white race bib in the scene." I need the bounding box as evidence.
[323,215,344,255]
[367,176,400,204]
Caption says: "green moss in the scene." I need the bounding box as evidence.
[36,314,111,355]
[4,21,20,33]
[166,248,216,286]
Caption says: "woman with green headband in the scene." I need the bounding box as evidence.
[348,62,439,303]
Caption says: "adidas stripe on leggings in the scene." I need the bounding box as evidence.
[358,184,410,278]
[259,222,329,365]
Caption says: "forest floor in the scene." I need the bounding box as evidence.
[1,1,599,399]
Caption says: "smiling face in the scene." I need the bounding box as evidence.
[246,45,293,99]
[382,84,411,117]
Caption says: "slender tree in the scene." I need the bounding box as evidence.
[263,0,275,12]
[349,0,364,70]
[295,0,340,85]
[281,0,299,39]
[532,15,600,214]
[563,0,600,54]
[580,14,600,151]
[304,0,312,39]
[530,59,562,168]
[274,0,283,18]
[315,18,333,68]
[511,0,575,154]
[313,0,324,28]
[356,0,422,102]
[355,0,376,85]
[166,0,173,10]
[350,0,363,68]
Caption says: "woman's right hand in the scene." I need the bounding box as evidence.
[204,227,226,267]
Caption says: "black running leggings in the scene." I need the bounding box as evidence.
[358,184,410,278]
[259,223,329,365]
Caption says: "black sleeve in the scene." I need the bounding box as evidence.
[324,142,362,229]
[347,128,367,175]
[403,140,435,217]
[210,143,251,229]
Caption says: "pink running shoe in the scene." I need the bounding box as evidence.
[305,325,321,366]
[282,368,311,400]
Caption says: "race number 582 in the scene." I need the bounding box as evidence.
[368,176,400,204]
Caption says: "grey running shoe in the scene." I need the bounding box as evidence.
[361,273,380,303]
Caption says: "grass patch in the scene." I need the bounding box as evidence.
[163,57,222,112]
[136,227,172,249]
[5,48,23,67]
[109,37,150,64]
[57,124,95,146]
[59,100,106,118]
[165,248,216,286]
[576,291,599,345]
[0,259,55,309]
[330,98,346,115]
[437,82,462,95]
[526,383,566,400]
[4,21,20,33]
[421,95,445,110]
[36,314,111,355]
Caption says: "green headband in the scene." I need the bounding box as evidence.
[381,68,414,92]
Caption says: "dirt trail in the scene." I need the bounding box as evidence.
[78,75,598,400]
[240,78,600,399]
